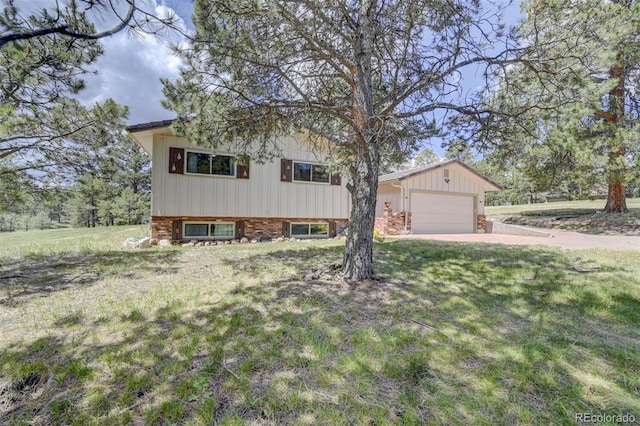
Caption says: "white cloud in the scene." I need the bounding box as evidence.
[77,0,192,124]
[79,29,183,124]
[12,0,192,125]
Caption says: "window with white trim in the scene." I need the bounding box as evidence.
[186,151,235,176]
[293,162,330,183]
[291,223,329,237]
[183,222,235,239]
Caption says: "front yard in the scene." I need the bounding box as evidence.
[1,226,639,424]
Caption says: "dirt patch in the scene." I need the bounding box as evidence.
[498,208,640,236]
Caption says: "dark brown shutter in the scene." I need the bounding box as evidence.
[171,220,183,240]
[235,220,245,238]
[330,174,342,186]
[282,221,291,237]
[281,159,292,182]
[328,221,337,238]
[236,164,250,179]
[169,148,185,174]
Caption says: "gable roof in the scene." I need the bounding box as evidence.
[379,159,501,191]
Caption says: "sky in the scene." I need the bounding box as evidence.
[14,0,523,152]
[77,0,196,125]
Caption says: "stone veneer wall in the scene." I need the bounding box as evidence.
[375,205,411,235]
[152,216,349,242]
[476,214,486,231]
[374,218,385,233]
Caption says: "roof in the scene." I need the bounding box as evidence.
[126,119,175,133]
[126,120,176,156]
[379,159,502,191]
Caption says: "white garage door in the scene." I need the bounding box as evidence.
[411,192,474,234]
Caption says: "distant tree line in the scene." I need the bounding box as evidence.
[0,136,150,232]
[1,1,157,232]
[452,0,640,212]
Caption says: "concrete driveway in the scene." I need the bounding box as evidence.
[393,228,640,251]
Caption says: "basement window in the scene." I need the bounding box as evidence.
[291,223,329,237]
[184,222,234,239]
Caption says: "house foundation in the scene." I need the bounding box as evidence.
[152,216,349,242]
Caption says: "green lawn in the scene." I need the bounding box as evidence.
[1,226,639,424]
[0,225,150,259]
[486,197,640,218]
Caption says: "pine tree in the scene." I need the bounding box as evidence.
[0,0,170,210]
[163,0,520,280]
[473,0,640,212]
[67,135,150,227]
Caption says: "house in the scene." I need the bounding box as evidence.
[127,120,350,242]
[375,160,501,235]
[128,120,500,241]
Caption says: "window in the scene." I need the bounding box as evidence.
[293,162,330,183]
[186,151,235,176]
[184,222,235,239]
[291,223,329,237]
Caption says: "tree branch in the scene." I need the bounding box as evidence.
[0,0,136,48]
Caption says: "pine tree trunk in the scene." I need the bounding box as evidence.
[343,150,379,280]
[604,147,628,212]
[603,64,628,213]
[342,0,379,281]
[604,176,627,212]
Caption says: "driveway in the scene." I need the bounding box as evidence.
[393,227,640,251]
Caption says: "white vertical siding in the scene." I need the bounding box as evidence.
[476,192,486,215]
[400,163,488,215]
[375,184,402,217]
[151,134,349,219]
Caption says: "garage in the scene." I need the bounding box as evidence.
[375,159,501,235]
[410,192,475,234]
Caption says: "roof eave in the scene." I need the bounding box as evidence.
[126,119,175,133]
[126,119,176,156]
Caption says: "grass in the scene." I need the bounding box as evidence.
[486,197,640,216]
[486,198,640,235]
[1,226,640,424]
[0,225,150,260]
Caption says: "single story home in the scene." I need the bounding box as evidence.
[127,121,500,241]
[375,160,501,235]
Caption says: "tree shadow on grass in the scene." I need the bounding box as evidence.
[1,239,639,424]
[0,250,180,306]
